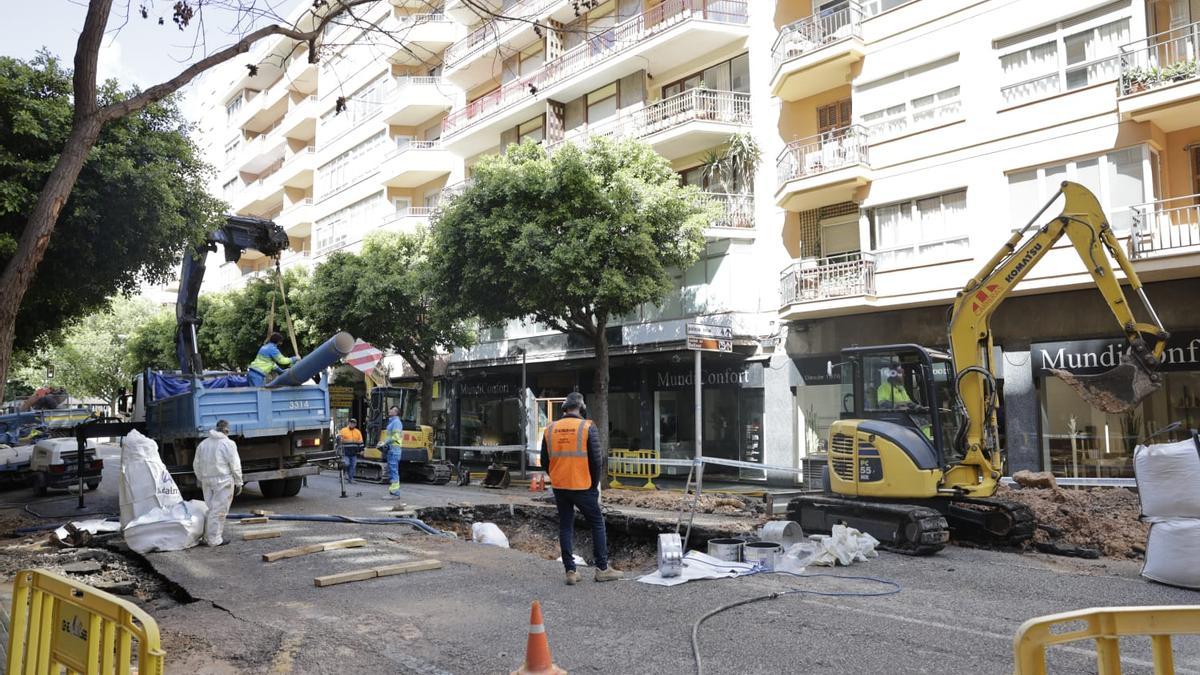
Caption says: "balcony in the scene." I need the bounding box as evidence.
[279,248,312,271]
[383,77,455,125]
[551,89,750,159]
[280,96,319,141]
[775,125,871,211]
[780,252,875,319]
[1129,195,1200,260]
[381,206,438,231]
[277,147,317,188]
[445,0,498,23]
[237,123,288,173]
[232,162,286,213]
[1118,22,1200,131]
[442,0,750,156]
[385,13,463,65]
[770,3,864,102]
[444,0,566,89]
[702,192,755,239]
[379,140,456,187]
[276,199,315,236]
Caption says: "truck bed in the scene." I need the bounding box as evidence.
[147,377,329,441]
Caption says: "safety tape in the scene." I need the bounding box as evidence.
[602,455,806,475]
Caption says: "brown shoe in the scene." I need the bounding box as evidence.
[565,570,581,585]
[594,566,622,582]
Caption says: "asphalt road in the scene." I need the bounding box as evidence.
[11,452,1200,674]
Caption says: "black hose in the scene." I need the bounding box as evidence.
[690,573,902,675]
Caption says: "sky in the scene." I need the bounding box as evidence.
[1,0,304,118]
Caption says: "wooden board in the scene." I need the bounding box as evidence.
[243,529,283,541]
[240,517,269,525]
[313,559,442,588]
[262,538,367,562]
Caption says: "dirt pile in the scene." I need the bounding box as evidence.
[997,483,1148,559]
[0,538,180,601]
[599,489,764,516]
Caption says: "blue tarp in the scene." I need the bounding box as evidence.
[151,373,252,399]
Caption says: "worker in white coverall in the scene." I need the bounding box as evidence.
[193,419,243,546]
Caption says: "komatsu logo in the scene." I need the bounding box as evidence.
[1004,243,1042,282]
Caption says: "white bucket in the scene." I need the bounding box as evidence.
[742,541,782,571]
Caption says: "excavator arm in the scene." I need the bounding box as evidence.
[945,181,1169,490]
[176,216,291,374]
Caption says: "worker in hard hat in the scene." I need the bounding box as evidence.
[193,419,243,547]
[247,332,297,387]
[338,418,364,483]
[383,406,404,496]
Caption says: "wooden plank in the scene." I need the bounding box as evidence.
[240,517,269,525]
[313,560,441,588]
[243,529,283,541]
[313,569,377,587]
[374,559,442,578]
[262,538,367,563]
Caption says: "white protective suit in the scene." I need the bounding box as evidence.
[193,429,243,546]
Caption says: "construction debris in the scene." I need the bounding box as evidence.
[1012,470,1058,490]
[243,529,283,541]
[262,537,366,562]
[599,489,765,516]
[996,483,1147,558]
[314,559,442,587]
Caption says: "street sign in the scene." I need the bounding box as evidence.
[346,340,383,374]
[686,323,733,339]
[687,336,733,353]
[328,386,354,409]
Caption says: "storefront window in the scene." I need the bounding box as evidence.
[460,396,522,447]
[1040,371,1200,478]
[608,392,641,450]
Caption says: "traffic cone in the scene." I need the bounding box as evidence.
[528,474,545,492]
[512,600,566,675]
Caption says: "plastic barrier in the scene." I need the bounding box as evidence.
[608,449,661,490]
[1013,605,1200,674]
[6,568,165,675]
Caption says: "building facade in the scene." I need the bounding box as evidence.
[193,0,1200,483]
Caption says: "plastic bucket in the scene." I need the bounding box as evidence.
[707,538,746,562]
[743,541,782,571]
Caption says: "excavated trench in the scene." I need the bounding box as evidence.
[419,503,754,572]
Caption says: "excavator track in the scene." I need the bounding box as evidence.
[402,461,452,485]
[787,495,950,556]
[944,497,1036,548]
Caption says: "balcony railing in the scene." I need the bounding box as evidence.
[385,139,444,160]
[382,206,438,226]
[1129,194,1200,259]
[443,0,749,137]
[776,125,870,186]
[549,89,751,149]
[780,252,875,305]
[444,0,559,67]
[771,2,863,73]
[1119,21,1200,96]
[703,192,754,230]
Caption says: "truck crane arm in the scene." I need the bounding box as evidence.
[945,181,1169,486]
[176,216,291,374]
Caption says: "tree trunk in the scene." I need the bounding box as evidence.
[0,117,104,403]
[420,358,434,427]
[591,324,610,481]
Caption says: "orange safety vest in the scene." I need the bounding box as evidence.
[545,417,593,490]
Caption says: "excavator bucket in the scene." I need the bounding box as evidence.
[480,461,511,489]
[1050,352,1162,414]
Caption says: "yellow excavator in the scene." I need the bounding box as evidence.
[352,369,452,485]
[789,182,1170,554]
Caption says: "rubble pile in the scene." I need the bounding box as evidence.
[600,489,765,516]
[998,476,1148,559]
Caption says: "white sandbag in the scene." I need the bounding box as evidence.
[471,522,510,548]
[1142,518,1200,589]
[123,500,207,553]
[806,524,880,567]
[119,429,182,527]
[1135,439,1200,519]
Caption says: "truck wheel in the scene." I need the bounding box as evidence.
[85,480,100,491]
[259,479,285,499]
[33,473,48,496]
[280,477,303,497]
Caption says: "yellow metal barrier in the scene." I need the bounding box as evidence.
[608,449,660,490]
[6,568,165,675]
[1014,605,1200,675]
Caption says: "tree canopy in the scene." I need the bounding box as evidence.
[0,53,223,352]
[304,230,474,424]
[428,137,714,445]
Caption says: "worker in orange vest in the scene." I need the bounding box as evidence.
[540,392,621,585]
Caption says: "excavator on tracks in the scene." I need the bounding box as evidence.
[789,182,1171,554]
[351,369,452,485]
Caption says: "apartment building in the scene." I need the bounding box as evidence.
[193,0,1200,484]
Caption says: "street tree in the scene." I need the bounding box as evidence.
[428,137,715,450]
[12,296,166,408]
[0,54,224,354]
[0,0,522,401]
[304,231,474,425]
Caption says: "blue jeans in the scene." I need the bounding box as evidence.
[553,488,608,572]
[246,368,266,387]
[343,451,358,482]
[386,444,400,486]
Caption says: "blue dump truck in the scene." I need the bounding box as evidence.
[121,215,351,498]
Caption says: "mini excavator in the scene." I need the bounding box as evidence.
[789,182,1170,554]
